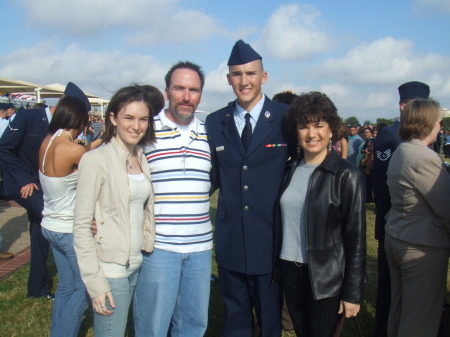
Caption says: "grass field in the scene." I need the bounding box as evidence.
[0,193,448,337]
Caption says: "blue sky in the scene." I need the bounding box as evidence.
[1,0,450,122]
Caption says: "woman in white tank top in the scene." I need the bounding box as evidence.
[39,90,103,337]
[73,85,157,337]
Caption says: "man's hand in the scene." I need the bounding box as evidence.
[20,183,38,199]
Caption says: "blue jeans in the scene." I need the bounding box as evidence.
[41,228,89,337]
[134,248,212,337]
[94,270,139,337]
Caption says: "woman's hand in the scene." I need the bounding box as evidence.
[92,291,115,316]
[338,300,360,318]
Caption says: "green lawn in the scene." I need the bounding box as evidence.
[0,194,448,337]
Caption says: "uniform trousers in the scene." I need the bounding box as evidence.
[218,267,281,337]
[385,234,449,337]
[444,144,450,158]
[11,189,50,297]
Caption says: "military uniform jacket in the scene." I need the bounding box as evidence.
[0,108,49,196]
[206,96,289,275]
[372,121,401,240]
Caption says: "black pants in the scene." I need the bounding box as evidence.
[281,260,340,337]
[11,190,50,297]
[444,144,450,158]
[374,238,391,337]
[365,174,374,203]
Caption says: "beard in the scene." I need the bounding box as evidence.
[174,105,195,124]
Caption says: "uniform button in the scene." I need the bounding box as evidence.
[100,221,104,225]
[243,185,248,191]
[99,237,103,241]
[244,206,250,211]
[242,165,248,171]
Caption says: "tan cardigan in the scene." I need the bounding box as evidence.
[74,137,155,298]
[386,139,450,248]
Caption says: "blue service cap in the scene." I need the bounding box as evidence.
[64,82,91,112]
[227,39,262,66]
[0,103,7,110]
[5,103,14,109]
[398,81,430,100]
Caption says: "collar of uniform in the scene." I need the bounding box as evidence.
[159,108,200,132]
[234,94,265,122]
[45,106,52,123]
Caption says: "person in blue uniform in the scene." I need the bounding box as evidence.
[0,82,90,298]
[372,81,430,337]
[206,40,289,337]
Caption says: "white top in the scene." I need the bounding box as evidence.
[100,173,151,278]
[40,129,79,233]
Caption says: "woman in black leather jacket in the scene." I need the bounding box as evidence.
[274,92,366,337]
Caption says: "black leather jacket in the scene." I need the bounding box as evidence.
[274,149,366,303]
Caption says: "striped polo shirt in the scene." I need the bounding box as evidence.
[142,110,213,253]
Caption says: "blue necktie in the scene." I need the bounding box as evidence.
[241,113,252,150]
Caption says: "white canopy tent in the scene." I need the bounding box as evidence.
[45,83,109,114]
[0,77,109,113]
[0,77,62,102]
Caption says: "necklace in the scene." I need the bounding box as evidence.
[127,153,137,170]
[63,130,73,142]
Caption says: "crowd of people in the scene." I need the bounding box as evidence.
[0,40,449,337]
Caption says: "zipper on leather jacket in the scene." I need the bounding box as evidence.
[304,164,318,300]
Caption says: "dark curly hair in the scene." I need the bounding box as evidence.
[272,91,298,105]
[285,91,341,139]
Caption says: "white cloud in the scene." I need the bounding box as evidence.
[413,0,450,14]
[128,10,228,46]
[258,4,334,60]
[16,0,229,44]
[319,83,351,101]
[0,40,168,98]
[204,63,230,94]
[321,37,450,84]
[285,83,396,120]
[364,93,395,109]
[429,73,450,105]
[265,82,310,97]
[17,0,168,35]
